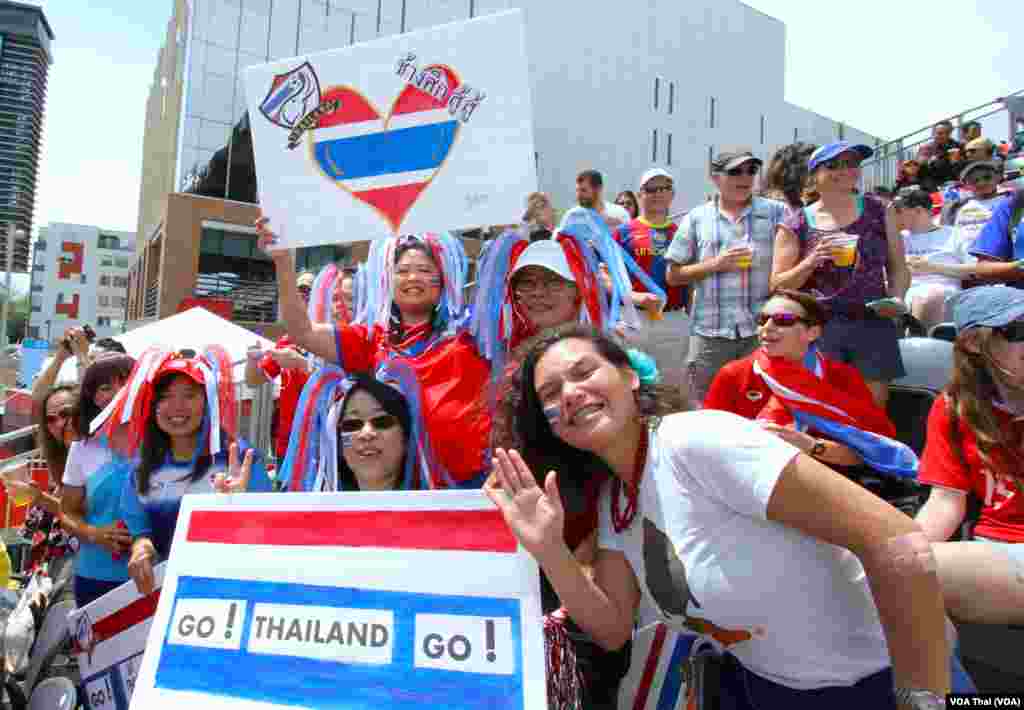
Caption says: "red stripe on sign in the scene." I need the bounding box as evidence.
[187,509,518,553]
[92,589,162,646]
[632,623,668,710]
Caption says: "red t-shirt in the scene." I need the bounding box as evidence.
[334,322,492,487]
[919,395,1024,543]
[703,352,878,423]
[260,337,310,460]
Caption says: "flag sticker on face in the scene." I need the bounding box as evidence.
[244,11,537,247]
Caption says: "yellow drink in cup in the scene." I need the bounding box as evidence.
[2,465,34,506]
[831,235,859,268]
[644,298,665,321]
[736,250,753,269]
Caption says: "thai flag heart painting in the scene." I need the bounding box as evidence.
[244,10,537,248]
[308,67,461,234]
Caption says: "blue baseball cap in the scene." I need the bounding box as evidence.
[807,141,875,171]
[951,286,1024,333]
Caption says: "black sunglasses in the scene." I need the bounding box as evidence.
[642,185,673,194]
[757,312,811,328]
[46,408,74,424]
[1003,170,1021,182]
[339,414,399,433]
[995,321,1024,343]
[965,171,996,185]
[725,165,760,177]
[823,158,861,171]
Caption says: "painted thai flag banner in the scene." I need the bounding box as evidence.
[67,563,167,710]
[244,10,537,248]
[128,491,546,710]
[617,623,716,710]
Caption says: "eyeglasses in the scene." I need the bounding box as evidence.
[725,165,760,177]
[965,172,996,186]
[339,414,399,433]
[514,277,574,295]
[757,312,811,328]
[995,321,1024,343]
[823,158,862,171]
[642,185,674,194]
[1004,170,1022,182]
[46,408,73,424]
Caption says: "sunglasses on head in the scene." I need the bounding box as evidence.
[339,414,399,434]
[642,185,673,194]
[823,158,861,171]
[725,164,760,177]
[46,408,73,424]
[757,312,810,328]
[995,321,1024,343]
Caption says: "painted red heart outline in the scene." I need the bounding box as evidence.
[306,65,462,234]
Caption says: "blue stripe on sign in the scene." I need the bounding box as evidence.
[655,634,697,710]
[155,576,523,710]
[313,120,459,181]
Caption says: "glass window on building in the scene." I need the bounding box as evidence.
[296,244,349,274]
[115,256,131,268]
[99,275,110,286]
[98,234,120,250]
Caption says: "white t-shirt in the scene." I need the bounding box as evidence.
[62,438,113,487]
[952,196,1003,261]
[902,226,962,291]
[602,201,631,228]
[597,411,889,689]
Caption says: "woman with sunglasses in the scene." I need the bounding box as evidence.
[59,355,137,607]
[703,289,907,468]
[771,141,910,408]
[90,347,272,595]
[279,359,442,493]
[12,385,80,579]
[614,190,640,221]
[487,325,950,709]
[916,286,1024,624]
[257,216,491,490]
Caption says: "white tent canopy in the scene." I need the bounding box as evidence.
[47,308,276,386]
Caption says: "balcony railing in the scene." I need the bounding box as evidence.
[194,273,278,324]
[143,282,159,318]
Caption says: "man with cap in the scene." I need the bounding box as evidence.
[614,168,690,393]
[969,164,1024,288]
[941,161,1011,288]
[665,149,786,405]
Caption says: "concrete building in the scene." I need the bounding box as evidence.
[130,0,882,328]
[27,224,135,344]
[0,1,53,272]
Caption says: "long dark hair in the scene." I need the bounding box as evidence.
[763,142,819,208]
[36,385,78,479]
[78,355,135,441]
[389,240,442,345]
[336,372,415,491]
[615,190,640,219]
[135,373,213,495]
[497,325,687,493]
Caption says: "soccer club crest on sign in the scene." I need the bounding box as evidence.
[259,62,321,130]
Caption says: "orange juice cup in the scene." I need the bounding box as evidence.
[643,299,665,321]
[2,465,34,506]
[831,235,859,267]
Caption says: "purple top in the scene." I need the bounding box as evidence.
[783,196,890,317]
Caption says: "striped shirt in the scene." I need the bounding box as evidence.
[665,196,785,339]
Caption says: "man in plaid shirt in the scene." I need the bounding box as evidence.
[666,149,785,404]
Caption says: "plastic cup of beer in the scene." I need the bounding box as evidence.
[831,235,859,267]
[643,298,665,321]
[2,463,35,506]
[736,245,754,269]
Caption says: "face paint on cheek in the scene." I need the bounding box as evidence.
[543,404,561,428]
[429,276,442,287]
[341,432,355,449]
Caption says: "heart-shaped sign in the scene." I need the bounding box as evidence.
[308,65,462,234]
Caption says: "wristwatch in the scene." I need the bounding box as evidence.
[894,688,944,710]
[809,439,826,458]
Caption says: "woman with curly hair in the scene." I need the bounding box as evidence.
[763,142,819,208]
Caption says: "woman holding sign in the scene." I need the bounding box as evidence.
[91,347,273,595]
[257,216,492,489]
[279,358,446,493]
[487,325,950,709]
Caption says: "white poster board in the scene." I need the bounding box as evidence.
[128,491,545,709]
[68,563,167,710]
[244,10,537,247]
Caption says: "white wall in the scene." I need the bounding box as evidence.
[28,224,135,342]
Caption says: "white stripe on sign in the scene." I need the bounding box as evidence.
[167,598,246,651]
[341,169,437,192]
[247,603,394,665]
[414,614,514,675]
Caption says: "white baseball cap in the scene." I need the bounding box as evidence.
[511,240,576,282]
[639,168,674,188]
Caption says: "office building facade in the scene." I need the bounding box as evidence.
[131,0,882,326]
[0,1,53,272]
[28,223,135,343]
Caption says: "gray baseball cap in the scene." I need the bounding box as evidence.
[951,286,1024,333]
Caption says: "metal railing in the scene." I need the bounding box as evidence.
[143,282,159,318]
[194,273,278,324]
[862,90,1024,190]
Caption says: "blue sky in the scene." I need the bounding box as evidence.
[17,0,1024,293]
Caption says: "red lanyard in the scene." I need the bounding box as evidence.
[611,425,648,533]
